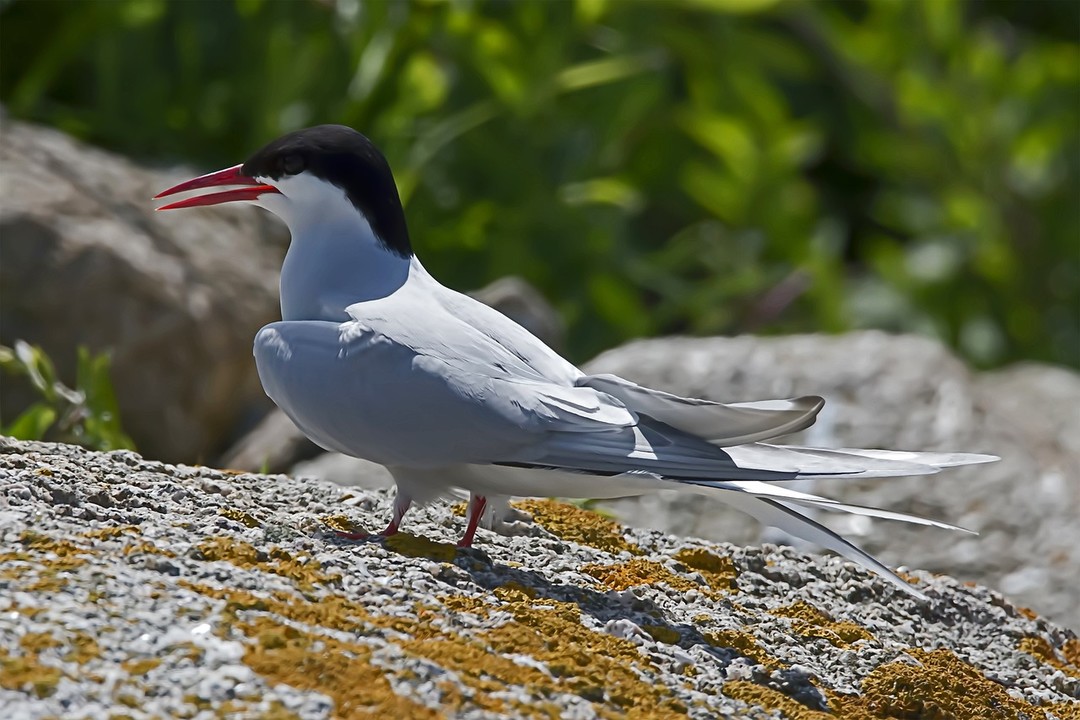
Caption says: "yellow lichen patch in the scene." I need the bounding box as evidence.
[218,508,261,528]
[19,632,61,653]
[439,593,685,718]
[706,629,783,669]
[829,648,1054,720]
[724,680,833,720]
[123,541,177,558]
[1046,702,1080,720]
[773,601,874,648]
[513,499,641,555]
[195,537,341,591]
[450,502,467,517]
[82,525,137,540]
[1017,606,1040,621]
[673,547,738,591]
[17,531,89,571]
[237,615,441,720]
[121,657,162,676]
[64,631,101,664]
[493,581,537,600]
[183,582,440,642]
[582,558,701,593]
[774,601,832,625]
[383,533,458,563]
[1020,636,1080,680]
[642,625,681,645]
[319,514,368,535]
[0,650,63,698]
[185,576,683,718]
[1,659,61,700]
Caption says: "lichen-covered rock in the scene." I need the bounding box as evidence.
[1,437,1076,719]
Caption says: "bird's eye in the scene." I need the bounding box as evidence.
[281,154,305,175]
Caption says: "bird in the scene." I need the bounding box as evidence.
[154,124,996,598]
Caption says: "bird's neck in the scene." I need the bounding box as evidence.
[279,213,413,322]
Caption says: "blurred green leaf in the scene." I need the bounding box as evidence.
[4,403,57,441]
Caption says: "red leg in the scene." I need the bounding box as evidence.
[380,494,412,537]
[456,494,487,548]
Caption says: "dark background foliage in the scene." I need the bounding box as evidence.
[2,0,1077,367]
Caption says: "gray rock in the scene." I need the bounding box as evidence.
[0,436,1076,719]
[0,118,286,462]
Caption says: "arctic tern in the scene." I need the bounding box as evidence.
[155,124,996,598]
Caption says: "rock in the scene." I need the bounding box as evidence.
[0,436,1076,718]
[291,451,393,490]
[583,331,1080,631]
[0,118,287,463]
[218,405,322,474]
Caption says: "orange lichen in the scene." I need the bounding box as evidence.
[218,508,261,528]
[236,616,441,720]
[773,601,874,647]
[319,514,368,535]
[63,631,101,664]
[706,629,783,669]
[641,625,682,644]
[513,499,641,555]
[829,648,1056,720]
[674,547,738,591]
[1020,636,1080,680]
[17,530,88,571]
[582,558,701,593]
[18,633,61,653]
[121,657,162,675]
[441,593,685,718]
[724,680,833,720]
[0,650,62,698]
[195,537,341,591]
[182,567,688,719]
[383,533,458,563]
[82,525,137,540]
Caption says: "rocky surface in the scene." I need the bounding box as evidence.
[1,436,1077,719]
[0,118,286,462]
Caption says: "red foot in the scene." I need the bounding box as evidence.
[456,495,487,548]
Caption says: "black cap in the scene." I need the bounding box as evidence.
[242,124,412,257]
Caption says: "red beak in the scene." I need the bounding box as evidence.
[153,164,280,210]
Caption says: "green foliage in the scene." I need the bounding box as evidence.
[1,0,1076,368]
[0,342,135,452]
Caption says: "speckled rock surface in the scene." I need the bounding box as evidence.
[1,437,1077,719]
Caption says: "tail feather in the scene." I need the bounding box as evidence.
[578,373,824,446]
[686,478,975,534]
[716,492,929,599]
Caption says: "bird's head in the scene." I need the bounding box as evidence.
[154,124,411,257]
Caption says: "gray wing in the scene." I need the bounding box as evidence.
[253,311,636,468]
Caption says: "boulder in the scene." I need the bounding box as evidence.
[1,436,1076,718]
[0,118,287,462]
